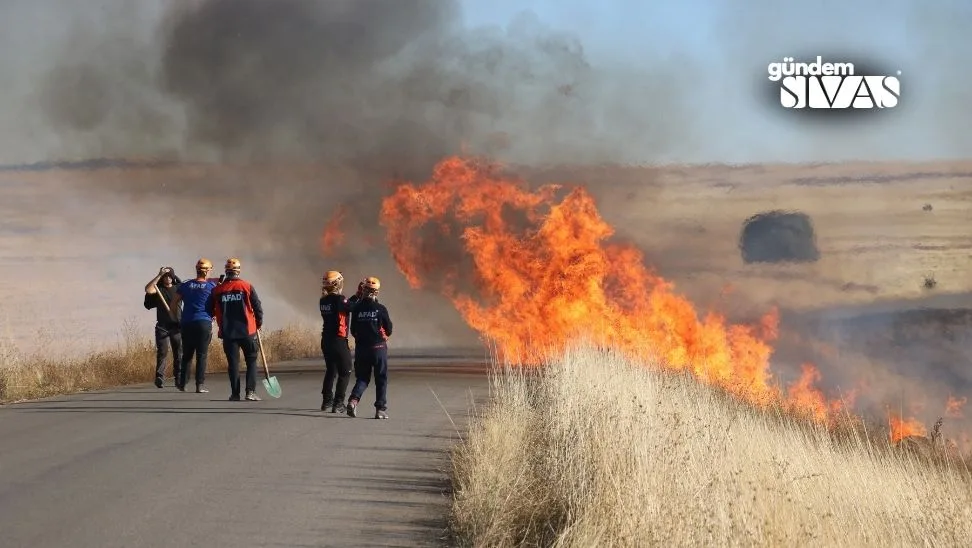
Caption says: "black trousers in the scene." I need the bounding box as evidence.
[321,337,353,406]
[178,321,213,388]
[154,324,182,380]
[223,335,259,397]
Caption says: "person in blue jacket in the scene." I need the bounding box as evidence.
[169,258,220,393]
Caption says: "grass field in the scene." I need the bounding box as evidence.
[449,345,972,547]
[2,158,971,418]
[0,320,320,403]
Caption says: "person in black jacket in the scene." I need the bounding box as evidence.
[143,266,183,388]
[346,276,394,419]
[319,270,354,413]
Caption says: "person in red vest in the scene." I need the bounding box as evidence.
[206,258,264,401]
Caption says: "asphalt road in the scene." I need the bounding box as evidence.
[0,354,491,548]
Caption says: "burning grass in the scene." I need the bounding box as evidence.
[449,344,972,547]
[0,318,320,403]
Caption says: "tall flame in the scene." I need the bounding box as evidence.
[378,156,845,421]
[320,205,347,257]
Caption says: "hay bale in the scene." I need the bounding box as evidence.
[739,210,820,264]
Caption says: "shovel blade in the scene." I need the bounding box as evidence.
[262,376,282,398]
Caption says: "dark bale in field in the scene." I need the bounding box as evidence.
[739,210,820,264]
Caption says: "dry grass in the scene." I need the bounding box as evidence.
[450,345,972,547]
[0,319,320,403]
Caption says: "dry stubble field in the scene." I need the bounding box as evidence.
[444,159,972,546]
[2,159,971,407]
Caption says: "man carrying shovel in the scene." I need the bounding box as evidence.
[143,266,183,388]
[207,258,265,401]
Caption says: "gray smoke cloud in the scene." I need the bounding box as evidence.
[1,1,969,166]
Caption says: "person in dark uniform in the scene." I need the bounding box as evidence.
[207,258,265,402]
[143,266,183,388]
[346,276,393,419]
[319,270,354,413]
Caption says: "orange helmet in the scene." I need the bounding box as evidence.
[362,276,380,298]
[322,270,344,293]
[195,258,213,271]
[225,257,242,274]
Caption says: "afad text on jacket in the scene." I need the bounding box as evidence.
[349,298,393,349]
[206,275,264,339]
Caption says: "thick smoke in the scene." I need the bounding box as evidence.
[1,0,971,357]
[3,0,971,166]
[2,0,702,347]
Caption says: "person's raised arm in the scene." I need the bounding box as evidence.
[205,288,216,318]
[145,266,169,294]
[169,283,183,312]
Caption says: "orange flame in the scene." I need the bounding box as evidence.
[378,156,843,421]
[946,395,967,418]
[786,363,852,422]
[320,205,348,257]
[889,413,927,443]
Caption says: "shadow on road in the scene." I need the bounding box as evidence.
[12,405,329,418]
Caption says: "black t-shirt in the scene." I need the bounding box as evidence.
[144,285,182,327]
[319,293,352,339]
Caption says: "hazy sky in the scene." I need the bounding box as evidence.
[0,0,968,165]
[456,0,972,164]
[460,0,714,65]
[460,0,970,68]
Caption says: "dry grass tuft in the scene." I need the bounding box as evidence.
[259,320,321,363]
[0,319,320,403]
[450,344,972,547]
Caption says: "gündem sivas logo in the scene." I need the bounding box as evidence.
[768,56,900,109]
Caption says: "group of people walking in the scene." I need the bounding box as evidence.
[143,259,393,418]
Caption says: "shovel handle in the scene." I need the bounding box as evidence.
[154,285,178,322]
[256,329,271,379]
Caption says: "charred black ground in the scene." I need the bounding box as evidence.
[739,210,820,264]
